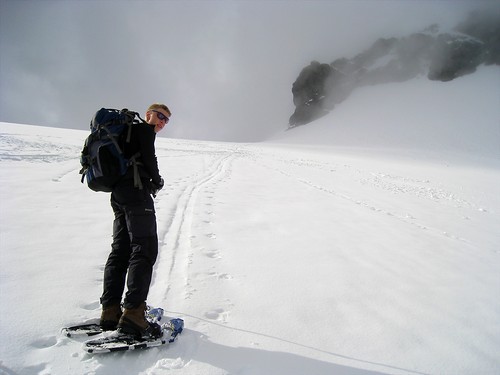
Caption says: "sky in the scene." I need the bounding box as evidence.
[0,0,491,142]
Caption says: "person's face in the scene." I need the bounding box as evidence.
[146,109,170,133]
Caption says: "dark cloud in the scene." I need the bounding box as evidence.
[0,0,487,141]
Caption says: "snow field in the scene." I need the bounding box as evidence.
[1,66,499,374]
[2,123,499,374]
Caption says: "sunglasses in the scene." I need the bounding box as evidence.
[150,110,170,123]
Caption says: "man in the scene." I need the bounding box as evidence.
[99,103,171,338]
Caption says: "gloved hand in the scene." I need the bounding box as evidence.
[151,177,164,197]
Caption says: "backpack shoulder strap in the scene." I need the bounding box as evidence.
[121,109,147,144]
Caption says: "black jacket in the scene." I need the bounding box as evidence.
[122,122,162,187]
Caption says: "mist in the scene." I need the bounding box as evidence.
[0,0,488,142]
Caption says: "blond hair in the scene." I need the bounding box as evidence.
[147,103,171,117]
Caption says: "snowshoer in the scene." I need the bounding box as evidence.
[99,103,171,338]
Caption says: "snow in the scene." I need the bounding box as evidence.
[1,66,499,375]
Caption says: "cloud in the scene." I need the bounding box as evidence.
[0,0,487,141]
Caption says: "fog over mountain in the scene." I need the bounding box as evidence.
[289,9,500,128]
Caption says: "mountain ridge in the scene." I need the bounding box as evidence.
[289,9,500,128]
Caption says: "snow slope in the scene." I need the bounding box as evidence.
[1,66,499,375]
[278,66,499,159]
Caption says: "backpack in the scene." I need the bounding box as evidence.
[79,108,145,192]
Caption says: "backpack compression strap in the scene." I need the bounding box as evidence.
[128,152,143,190]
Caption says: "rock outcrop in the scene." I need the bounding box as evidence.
[289,10,500,128]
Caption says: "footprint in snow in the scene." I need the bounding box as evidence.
[203,249,221,259]
[208,272,232,280]
[204,308,229,322]
[80,301,100,310]
[30,335,58,349]
[154,358,187,370]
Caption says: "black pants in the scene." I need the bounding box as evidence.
[100,182,158,310]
